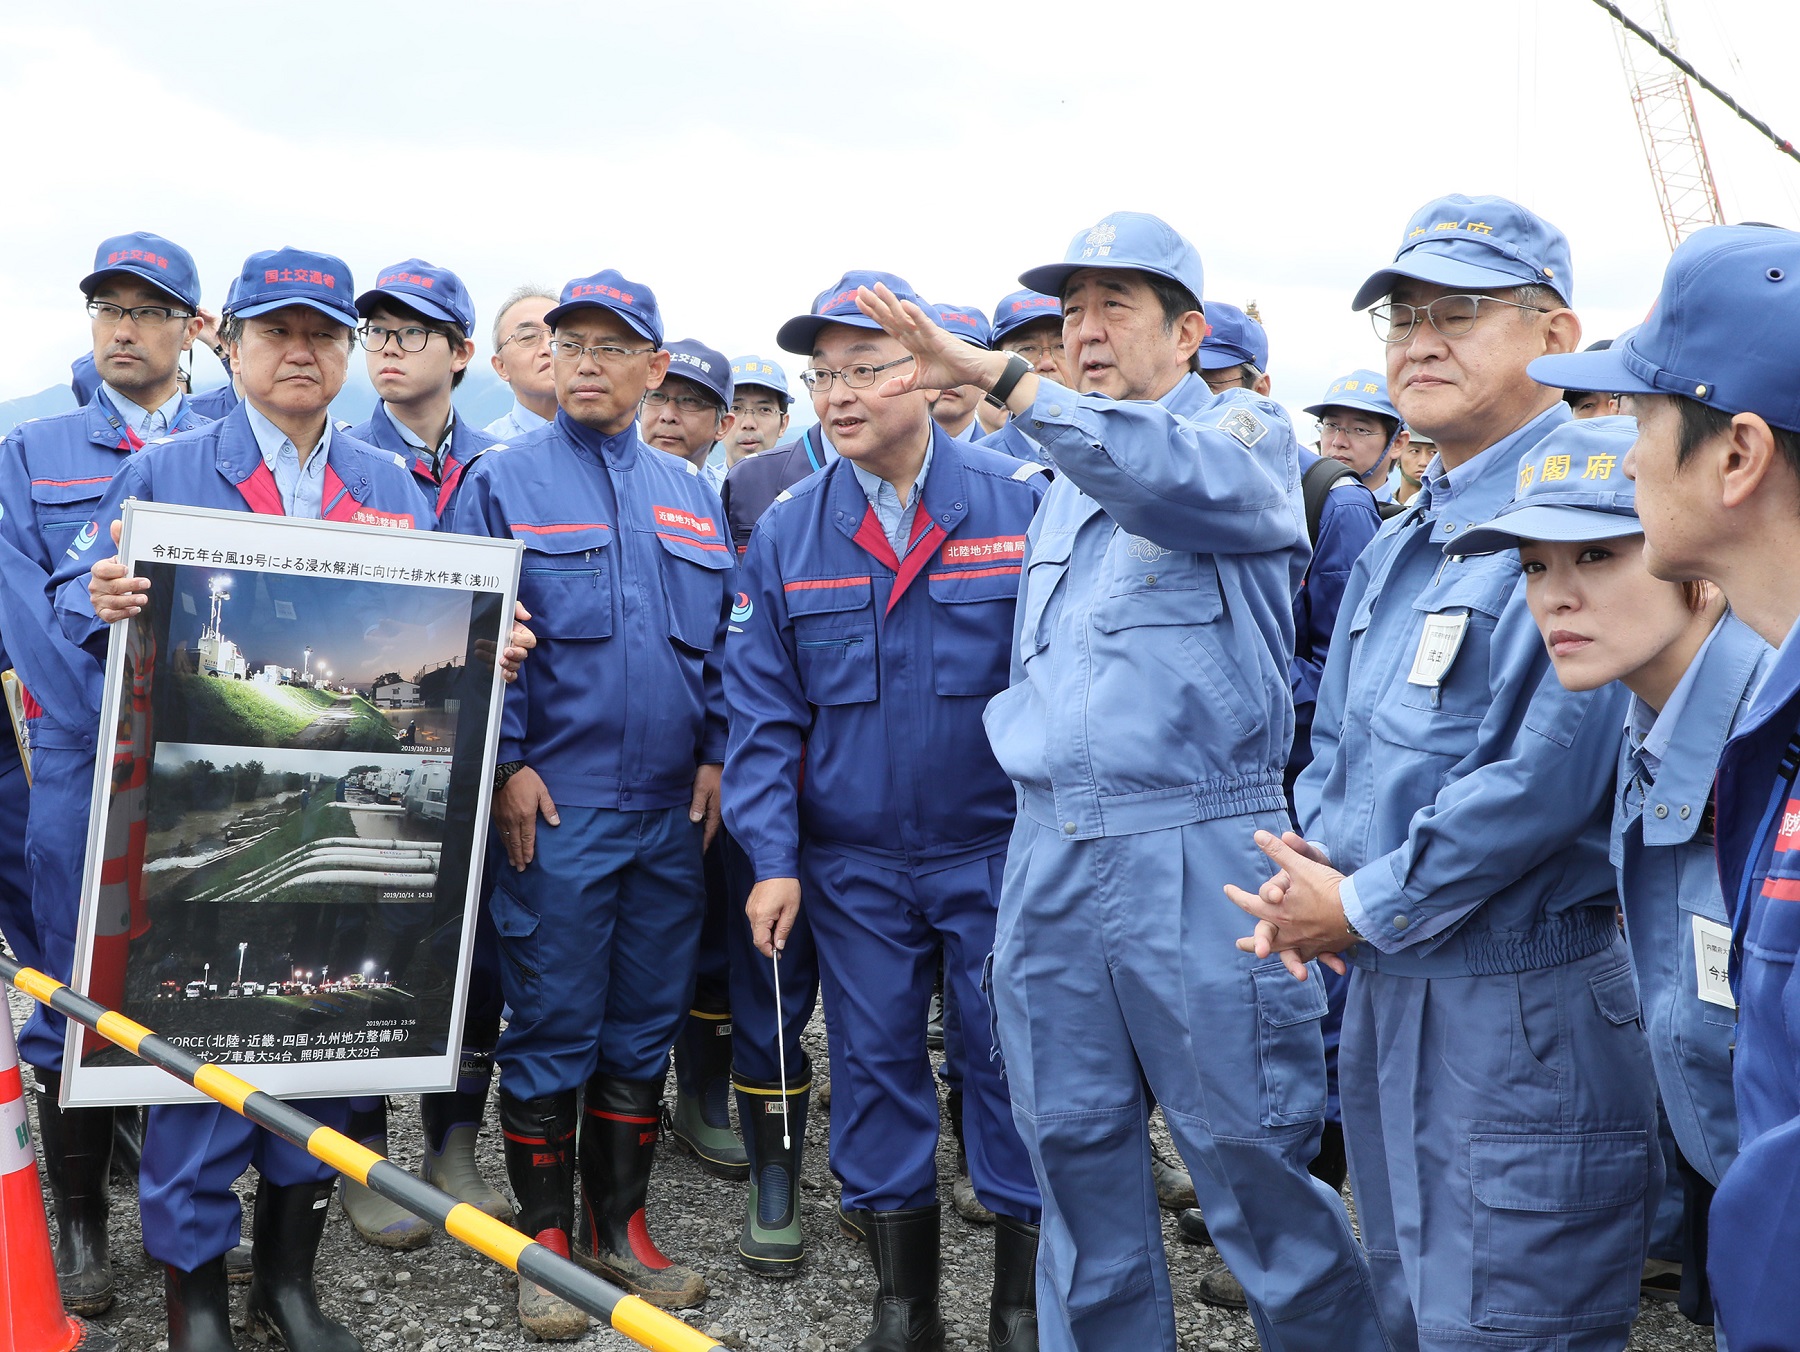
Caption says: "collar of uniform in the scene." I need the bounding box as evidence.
[1424,402,1571,551]
[1154,370,1213,420]
[507,398,550,433]
[242,399,332,482]
[379,402,452,471]
[848,431,934,518]
[555,407,638,470]
[100,382,184,439]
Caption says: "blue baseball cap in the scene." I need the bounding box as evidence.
[990,288,1061,344]
[1457,417,1641,555]
[731,354,790,404]
[1352,194,1573,312]
[544,270,663,347]
[1198,302,1268,372]
[662,338,733,409]
[356,259,476,335]
[777,270,925,355]
[1304,369,1403,424]
[931,303,992,349]
[81,231,201,311]
[225,247,359,327]
[1019,211,1205,310]
[1528,225,1800,434]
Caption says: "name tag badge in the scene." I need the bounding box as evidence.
[1407,611,1470,688]
[1692,915,1736,1009]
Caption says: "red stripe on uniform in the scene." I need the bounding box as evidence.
[511,521,611,535]
[30,475,112,488]
[655,532,728,551]
[1761,876,1800,901]
[784,576,872,592]
[928,565,1021,582]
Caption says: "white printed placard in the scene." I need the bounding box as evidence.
[1693,914,1736,1010]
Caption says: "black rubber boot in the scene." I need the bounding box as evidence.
[575,1073,706,1308]
[1308,1120,1349,1194]
[853,1205,945,1352]
[735,1061,810,1276]
[165,1255,235,1352]
[34,1069,115,1315]
[244,1179,361,1350]
[989,1215,1039,1351]
[112,1105,144,1184]
[667,1006,748,1180]
[499,1090,586,1341]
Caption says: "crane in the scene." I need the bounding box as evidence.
[1611,0,1725,250]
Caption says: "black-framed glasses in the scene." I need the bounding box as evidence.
[359,323,439,353]
[549,339,658,365]
[498,325,550,351]
[1006,340,1065,363]
[1318,418,1386,441]
[732,399,782,418]
[87,299,192,328]
[799,355,914,391]
[642,389,719,415]
[1371,294,1551,344]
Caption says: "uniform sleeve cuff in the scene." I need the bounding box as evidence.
[754,850,798,883]
[1341,863,1408,954]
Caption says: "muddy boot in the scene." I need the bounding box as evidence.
[667,1006,748,1180]
[990,1215,1039,1351]
[1150,1140,1196,1212]
[243,1179,361,1350]
[165,1255,236,1352]
[500,1090,587,1341]
[840,1203,870,1246]
[575,1073,706,1309]
[735,1063,809,1276]
[420,1052,513,1223]
[337,1097,431,1250]
[946,1089,993,1226]
[854,1205,945,1352]
[1197,1262,1249,1310]
[225,1243,253,1284]
[34,1070,115,1316]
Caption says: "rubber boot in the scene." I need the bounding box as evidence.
[244,1179,361,1350]
[165,1255,235,1352]
[947,1087,993,1226]
[337,1097,431,1250]
[840,1203,870,1246]
[420,1051,513,1223]
[853,1205,945,1352]
[1308,1119,1349,1194]
[500,1090,587,1341]
[990,1215,1039,1351]
[34,1069,115,1315]
[667,1007,748,1180]
[735,1063,809,1276]
[112,1105,144,1184]
[575,1073,707,1308]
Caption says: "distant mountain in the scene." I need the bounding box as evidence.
[0,384,76,435]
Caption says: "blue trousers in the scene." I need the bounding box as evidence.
[804,842,1038,1222]
[21,744,95,1070]
[723,833,818,1086]
[993,813,1388,1352]
[0,759,36,971]
[490,804,704,1099]
[140,1097,352,1270]
[1339,939,1662,1352]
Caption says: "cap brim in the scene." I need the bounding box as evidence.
[231,296,358,326]
[1351,255,1543,311]
[1527,347,1656,395]
[990,314,1060,345]
[1302,396,1397,421]
[1019,257,1201,305]
[1199,349,1255,371]
[734,378,789,400]
[543,298,659,345]
[79,266,193,310]
[775,311,882,357]
[1455,505,1644,556]
[355,286,463,328]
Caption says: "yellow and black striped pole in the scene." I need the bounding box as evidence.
[0,955,722,1352]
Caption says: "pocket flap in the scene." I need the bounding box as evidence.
[1252,962,1329,1027]
[1412,555,1518,618]
[654,519,733,570]
[1027,529,1075,567]
[1589,964,1642,1026]
[928,567,1021,604]
[785,577,873,617]
[1470,1130,1649,1212]
[514,522,613,556]
[28,475,110,507]
[488,883,541,939]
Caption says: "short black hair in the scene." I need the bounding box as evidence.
[1673,395,1800,482]
[365,299,472,388]
[1145,275,1202,330]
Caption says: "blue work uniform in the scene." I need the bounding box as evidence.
[982,375,1389,1351]
[445,411,732,1099]
[44,402,434,1271]
[483,399,549,442]
[347,400,503,520]
[725,429,1046,1218]
[1298,403,1661,1351]
[978,419,1048,466]
[1709,614,1800,1351]
[720,425,832,555]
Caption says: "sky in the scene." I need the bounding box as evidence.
[3,0,1799,436]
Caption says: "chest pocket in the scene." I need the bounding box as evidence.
[654,529,732,653]
[787,579,876,707]
[928,567,1020,697]
[518,526,613,641]
[1374,558,1515,756]
[29,476,110,538]
[1017,530,1074,662]
[1092,535,1221,633]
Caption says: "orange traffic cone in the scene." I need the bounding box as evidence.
[0,1013,115,1350]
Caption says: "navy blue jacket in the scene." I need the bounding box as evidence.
[720,425,829,554]
[347,402,504,519]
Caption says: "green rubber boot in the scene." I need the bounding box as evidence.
[667,1007,749,1180]
[735,1062,810,1276]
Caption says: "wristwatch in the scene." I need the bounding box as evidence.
[984,352,1033,409]
[493,760,524,792]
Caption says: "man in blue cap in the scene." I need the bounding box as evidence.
[977,289,1064,464]
[1197,301,1271,396]
[1227,194,1661,1351]
[1522,222,1800,1352]
[728,269,1046,1347]
[444,268,730,1334]
[63,246,453,1352]
[338,259,512,1251]
[925,303,992,443]
[643,338,735,494]
[727,355,792,466]
[1304,369,1410,504]
[858,213,1387,1351]
[0,230,218,1316]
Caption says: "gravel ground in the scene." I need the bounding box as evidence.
[16,990,1718,1351]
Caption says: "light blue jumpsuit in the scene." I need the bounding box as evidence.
[1298,405,1662,1351]
[983,374,1389,1352]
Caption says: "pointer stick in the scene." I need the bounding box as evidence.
[771,948,791,1148]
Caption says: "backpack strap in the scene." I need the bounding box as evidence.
[1302,456,1360,544]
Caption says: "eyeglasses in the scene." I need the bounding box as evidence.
[87,300,193,329]
[549,339,658,364]
[1006,341,1065,363]
[799,355,914,392]
[1371,294,1551,344]
[1319,419,1386,441]
[359,323,440,354]
[498,325,549,351]
[732,400,782,419]
[642,389,719,415]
